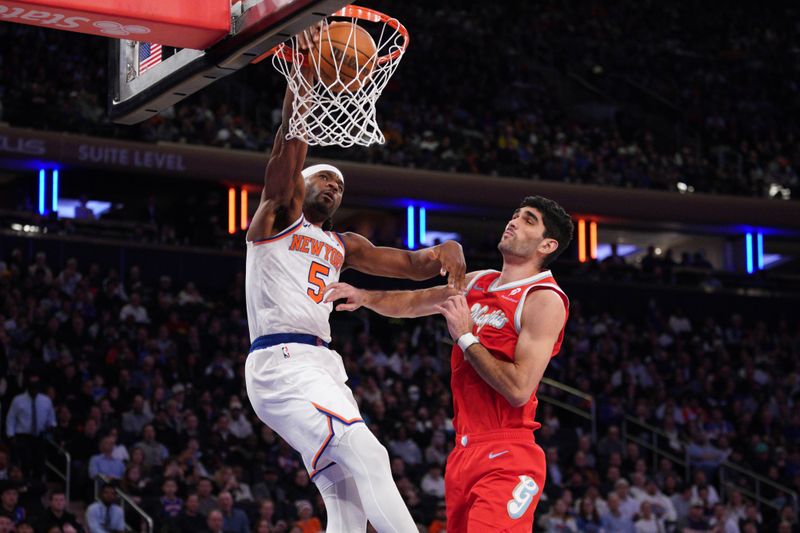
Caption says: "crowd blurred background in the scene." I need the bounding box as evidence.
[0,2,797,200]
[0,0,799,532]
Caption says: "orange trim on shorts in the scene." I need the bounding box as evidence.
[308,402,364,480]
[311,402,363,425]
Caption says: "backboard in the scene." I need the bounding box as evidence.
[109,0,353,125]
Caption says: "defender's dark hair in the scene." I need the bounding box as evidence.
[519,196,574,266]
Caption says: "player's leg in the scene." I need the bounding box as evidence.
[327,423,418,533]
[444,449,470,533]
[245,347,415,532]
[313,463,368,531]
[465,442,546,532]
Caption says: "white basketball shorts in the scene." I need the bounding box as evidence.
[244,342,364,479]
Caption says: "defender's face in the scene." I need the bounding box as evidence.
[497,206,556,260]
[304,171,344,220]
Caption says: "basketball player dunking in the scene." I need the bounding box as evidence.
[325,196,574,531]
[243,31,465,533]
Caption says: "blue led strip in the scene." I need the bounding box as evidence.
[38,169,46,215]
[419,207,426,247]
[756,232,764,270]
[52,169,59,213]
[745,233,754,274]
[407,205,415,249]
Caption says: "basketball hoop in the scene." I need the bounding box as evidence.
[270,6,409,147]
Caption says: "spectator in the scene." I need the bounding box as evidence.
[227,398,253,440]
[428,501,447,533]
[575,496,603,532]
[708,503,739,533]
[159,478,183,522]
[88,436,125,481]
[56,258,82,296]
[686,433,729,476]
[218,491,249,533]
[37,491,83,532]
[601,493,635,533]
[690,471,721,508]
[121,395,152,438]
[615,479,640,521]
[255,500,276,532]
[420,465,445,499]
[638,478,677,525]
[0,485,25,525]
[196,478,218,517]
[424,430,448,467]
[677,499,711,532]
[178,282,204,306]
[133,425,169,470]
[633,501,664,533]
[175,493,206,532]
[85,484,124,533]
[5,373,56,478]
[294,499,321,533]
[204,509,225,533]
[541,498,578,532]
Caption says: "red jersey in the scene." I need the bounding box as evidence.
[451,269,569,435]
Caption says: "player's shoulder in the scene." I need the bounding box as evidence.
[464,269,499,292]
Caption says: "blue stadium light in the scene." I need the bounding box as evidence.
[38,169,45,215]
[51,169,59,213]
[419,207,426,246]
[745,233,754,274]
[407,205,415,249]
[756,232,764,270]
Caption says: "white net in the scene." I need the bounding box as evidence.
[271,7,408,147]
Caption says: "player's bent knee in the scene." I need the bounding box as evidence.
[331,424,391,472]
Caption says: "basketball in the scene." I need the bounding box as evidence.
[314,22,377,93]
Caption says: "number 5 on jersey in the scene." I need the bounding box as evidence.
[307,261,331,303]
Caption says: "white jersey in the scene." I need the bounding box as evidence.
[245,214,346,343]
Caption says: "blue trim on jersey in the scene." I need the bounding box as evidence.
[334,232,347,254]
[249,333,329,353]
[251,216,304,244]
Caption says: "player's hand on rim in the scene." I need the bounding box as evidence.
[323,282,366,311]
[435,294,473,340]
[429,241,467,291]
[296,22,322,51]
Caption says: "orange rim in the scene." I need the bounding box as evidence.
[257,5,409,65]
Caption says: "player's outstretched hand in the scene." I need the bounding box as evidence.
[435,294,473,341]
[296,22,322,51]
[429,241,466,291]
[323,282,367,312]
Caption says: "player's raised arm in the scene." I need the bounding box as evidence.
[246,29,317,242]
[338,232,467,290]
[437,290,566,407]
[322,271,479,318]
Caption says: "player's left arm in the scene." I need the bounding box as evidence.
[339,232,467,290]
[437,290,566,407]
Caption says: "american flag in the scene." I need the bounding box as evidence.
[138,42,162,74]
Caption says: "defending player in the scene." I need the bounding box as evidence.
[243,29,465,533]
[324,195,573,531]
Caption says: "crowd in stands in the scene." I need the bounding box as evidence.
[0,241,797,532]
[0,2,797,200]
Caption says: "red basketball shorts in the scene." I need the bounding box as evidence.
[444,429,546,532]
